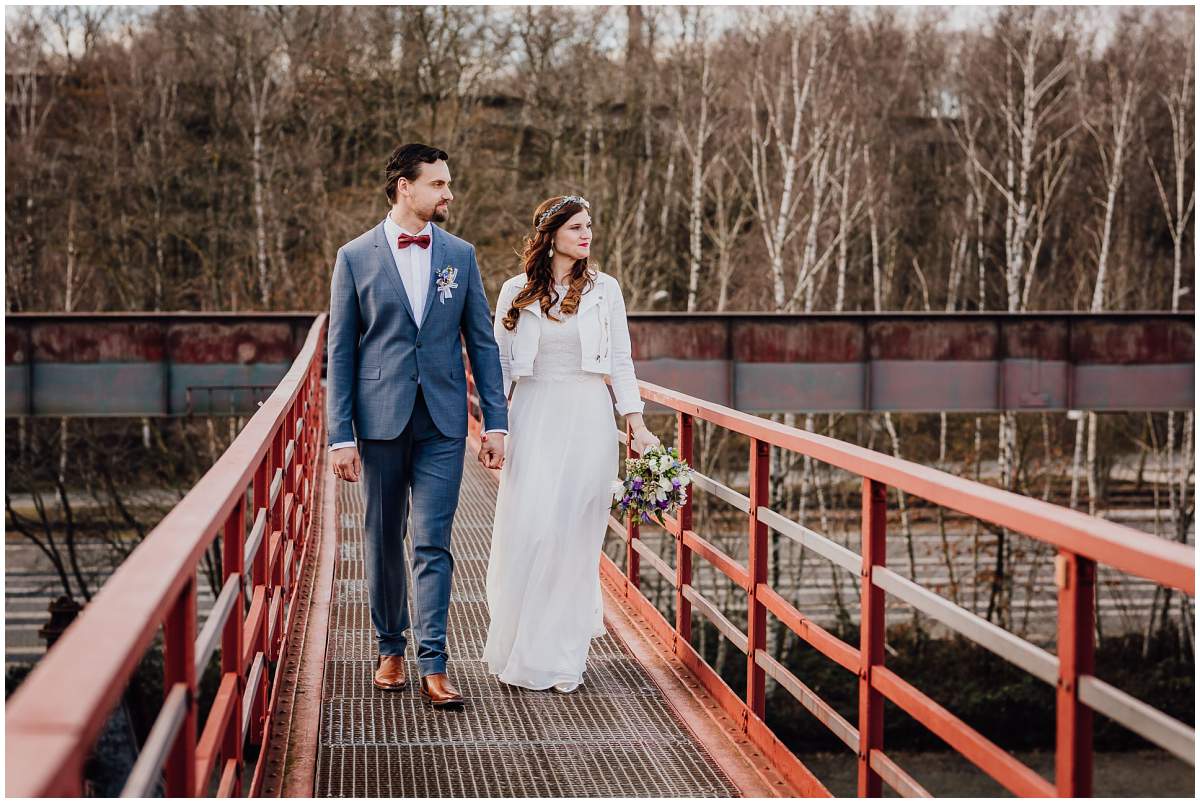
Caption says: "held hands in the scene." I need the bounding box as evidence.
[478,432,506,470]
[331,446,362,482]
[630,426,661,454]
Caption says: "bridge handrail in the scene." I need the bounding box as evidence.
[5,314,329,797]
[635,381,1194,592]
[605,379,1195,797]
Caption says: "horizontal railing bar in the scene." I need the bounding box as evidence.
[242,587,266,669]
[284,493,295,532]
[870,749,931,798]
[120,682,188,798]
[631,538,677,587]
[268,587,282,645]
[682,584,748,653]
[217,759,238,797]
[268,468,283,508]
[871,666,1055,797]
[757,505,861,574]
[872,566,1059,686]
[283,439,295,470]
[242,652,264,742]
[633,379,1194,593]
[606,514,629,542]
[690,470,751,514]
[1078,675,1195,764]
[682,530,750,591]
[193,574,241,678]
[756,649,858,752]
[244,508,267,570]
[283,541,295,590]
[756,584,861,674]
[193,672,238,795]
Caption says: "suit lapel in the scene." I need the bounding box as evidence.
[420,224,447,328]
[373,222,418,327]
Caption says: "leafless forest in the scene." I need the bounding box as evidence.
[5,6,1196,659]
[5,5,1194,316]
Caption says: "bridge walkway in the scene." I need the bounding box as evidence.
[277,453,798,797]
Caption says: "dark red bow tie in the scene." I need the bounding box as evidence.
[397,233,431,250]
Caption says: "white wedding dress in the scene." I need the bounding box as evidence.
[482,283,620,690]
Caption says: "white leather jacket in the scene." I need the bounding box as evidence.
[492,270,645,416]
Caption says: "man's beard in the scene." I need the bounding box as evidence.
[430,203,449,223]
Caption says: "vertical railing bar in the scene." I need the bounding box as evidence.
[1056,551,1096,796]
[249,448,270,747]
[675,412,694,645]
[162,578,198,797]
[221,496,246,796]
[745,438,769,720]
[626,419,641,589]
[858,477,887,797]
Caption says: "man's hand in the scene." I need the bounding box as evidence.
[478,432,506,470]
[331,446,362,482]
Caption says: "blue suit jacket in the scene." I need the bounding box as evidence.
[326,220,508,443]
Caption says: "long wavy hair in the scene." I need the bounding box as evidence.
[500,196,595,331]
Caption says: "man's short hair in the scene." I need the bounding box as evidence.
[384,143,450,203]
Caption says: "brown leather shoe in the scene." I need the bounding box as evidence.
[373,655,407,691]
[419,672,465,709]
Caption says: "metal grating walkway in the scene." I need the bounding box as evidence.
[314,457,740,797]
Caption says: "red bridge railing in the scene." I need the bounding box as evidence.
[615,382,1195,796]
[470,372,1195,796]
[6,314,328,797]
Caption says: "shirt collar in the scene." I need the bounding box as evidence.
[383,215,432,242]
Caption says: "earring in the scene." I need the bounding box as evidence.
[548,245,555,257]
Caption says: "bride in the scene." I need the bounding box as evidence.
[481,195,660,693]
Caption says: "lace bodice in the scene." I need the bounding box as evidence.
[531,283,586,379]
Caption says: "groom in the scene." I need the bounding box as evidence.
[326,143,509,709]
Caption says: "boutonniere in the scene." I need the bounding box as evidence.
[435,265,458,303]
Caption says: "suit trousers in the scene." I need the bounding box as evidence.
[359,386,466,676]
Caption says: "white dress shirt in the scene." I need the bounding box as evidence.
[330,215,505,451]
[384,215,433,328]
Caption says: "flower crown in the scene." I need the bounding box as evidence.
[537,195,590,228]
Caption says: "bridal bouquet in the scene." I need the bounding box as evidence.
[611,445,693,524]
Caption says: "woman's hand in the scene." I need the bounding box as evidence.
[630,426,661,454]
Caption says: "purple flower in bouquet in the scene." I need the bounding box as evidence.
[631,479,643,491]
[671,478,681,488]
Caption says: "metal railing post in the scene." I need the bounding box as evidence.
[1056,551,1096,796]
[626,420,641,589]
[163,577,198,797]
[858,477,887,797]
[221,499,245,796]
[746,438,769,719]
[269,428,285,660]
[675,412,694,643]
[250,455,270,747]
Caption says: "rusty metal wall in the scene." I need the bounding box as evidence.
[5,313,314,417]
[630,312,1193,413]
[5,312,1192,416]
